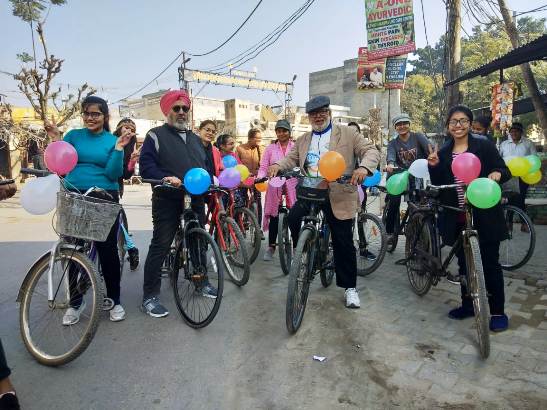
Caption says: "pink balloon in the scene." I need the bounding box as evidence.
[244,176,255,186]
[44,141,78,175]
[451,152,481,184]
[269,177,285,188]
[357,185,364,203]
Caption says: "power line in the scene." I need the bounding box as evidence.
[187,0,263,57]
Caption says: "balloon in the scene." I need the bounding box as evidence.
[244,176,255,186]
[183,167,210,195]
[363,170,382,187]
[213,176,219,186]
[269,177,285,188]
[357,185,364,202]
[255,180,268,192]
[218,168,241,189]
[235,164,250,181]
[466,178,501,209]
[318,151,345,181]
[20,174,60,215]
[525,155,541,173]
[521,170,542,185]
[507,157,531,177]
[44,141,78,175]
[386,171,409,195]
[451,152,481,184]
[222,155,237,169]
[408,159,430,179]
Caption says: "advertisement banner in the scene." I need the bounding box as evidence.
[385,54,407,89]
[491,82,514,131]
[365,0,416,59]
[357,47,386,92]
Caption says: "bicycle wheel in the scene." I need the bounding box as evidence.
[278,212,292,276]
[382,196,400,253]
[216,216,250,286]
[117,210,128,276]
[172,227,224,328]
[356,212,387,277]
[405,213,435,296]
[286,229,314,334]
[500,204,535,271]
[19,248,101,366]
[465,235,490,359]
[319,226,334,288]
[234,207,261,264]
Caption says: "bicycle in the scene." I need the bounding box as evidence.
[142,179,224,328]
[403,183,490,359]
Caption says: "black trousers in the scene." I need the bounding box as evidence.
[287,199,357,289]
[384,194,402,234]
[253,189,263,226]
[268,215,279,247]
[0,339,10,380]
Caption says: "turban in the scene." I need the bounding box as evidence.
[159,90,191,116]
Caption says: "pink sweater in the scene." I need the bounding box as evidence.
[257,141,297,231]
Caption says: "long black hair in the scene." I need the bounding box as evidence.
[445,104,473,127]
[81,95,110,132]
[214,133,232,149]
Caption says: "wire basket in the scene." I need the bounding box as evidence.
[56,191,122,242]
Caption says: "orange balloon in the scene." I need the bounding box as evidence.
[255,180,268,192]
[318,151,346,181]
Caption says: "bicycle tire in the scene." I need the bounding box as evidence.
[356,212,387,277]
[466,235,490,359]
[405,213,435,296]
[319,225,334,288]
[278,212,292,276]
[118,209,128,276]
[500,204,536,271]
[217,216,250,286]
[234,206,261,264]
[382,196,400,253]
[172,227,224,328]
[286,229,314,334]
[19,249,100,366]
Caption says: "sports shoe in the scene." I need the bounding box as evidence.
[263,247,274,261]
[128,247,140,271]
[62,300,86,326]
[345,288,360,309]
[197,281,218,299]
[109,304,126,322]
[520,224,530,233]
[359,248,376,260]
[490,314,509,332]
[448,306,474,320]
[141,297,169,318]
[0,392,20,410]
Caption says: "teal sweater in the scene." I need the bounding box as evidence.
[63,128,123,191]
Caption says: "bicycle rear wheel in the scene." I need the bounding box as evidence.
[382,196,400,253]
[286,229,314,334]
[19,248,100,366]
[356,212,387,277]
[278,212,292,276]
[465,235,490,359]
[500,204,535,271]
[172,228,224,328]
[405,213,435,296]
[234,206,261,264]
[217,216,250,286]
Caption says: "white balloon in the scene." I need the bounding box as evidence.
[408,159,430,179]
[20,174,60,215]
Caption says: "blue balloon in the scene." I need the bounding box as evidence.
[222,155,237,168]
[363,170,382,187]
[184,167,210,195]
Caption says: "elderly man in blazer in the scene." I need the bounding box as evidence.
[268,96,380,308]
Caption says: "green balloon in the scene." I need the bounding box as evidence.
[525,155,541,173]
[386,170,409,195]
[466,177,501,209]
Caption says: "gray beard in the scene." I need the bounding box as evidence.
[311,120,329,133]
[173,120,188,131]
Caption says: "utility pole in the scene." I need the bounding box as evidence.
[446,0,462,109]
[497,0,547,140]
[178,51,191,91]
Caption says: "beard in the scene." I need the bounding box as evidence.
[173,119,188,131]
[311,118,330,133]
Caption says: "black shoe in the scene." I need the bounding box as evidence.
[197,281,218,299]
[0,392,20,410]
[359,248,376,260]
[128,247,139,271]
[448,306,474,320]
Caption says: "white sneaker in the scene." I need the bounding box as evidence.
[345,288,360,309]
[109,304,126,322]
[62,300,86,326]
[263,248,274,261]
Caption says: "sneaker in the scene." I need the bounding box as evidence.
[197,282,218,299]
[490,314,509,332]
[263,247,274,261]
[261,232,265,240]
[448,305,474,320]
[109,304,126,322]
[520,224,530,233]
[62,300,87,326]
[345,288,361,309]
[359,248,376,260]
[128,247,139,271]
[141,297,169,318]
[0,392,20,410]
[386,235,394,246]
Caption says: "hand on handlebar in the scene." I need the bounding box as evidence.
[351,167,370,186]
[163,176,181,187]
[267,164,280,179]
[385,164,396,173]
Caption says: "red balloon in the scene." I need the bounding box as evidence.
[451,152,481,184]
[44,141,78,175]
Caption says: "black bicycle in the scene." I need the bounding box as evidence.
[355,190,387,276]
[403,184,490,359]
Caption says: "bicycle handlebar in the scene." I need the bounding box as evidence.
[142,178,229,196]
[0,179,15,186]
[20,168,52,176]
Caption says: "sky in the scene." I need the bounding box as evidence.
[1,0,545,108]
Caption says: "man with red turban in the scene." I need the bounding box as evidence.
[139,90,217,317]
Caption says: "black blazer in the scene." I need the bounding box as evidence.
[428,134,511,245]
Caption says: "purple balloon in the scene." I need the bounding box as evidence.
[269,177,285,188]
[219,168,241,188]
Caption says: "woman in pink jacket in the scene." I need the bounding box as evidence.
[257,120,297,261]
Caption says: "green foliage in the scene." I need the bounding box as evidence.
[9,0,66,23]
[16,52,34,63]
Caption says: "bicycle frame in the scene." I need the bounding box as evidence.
[205,189,237,252]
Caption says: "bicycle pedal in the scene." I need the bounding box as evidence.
[446,272,461,285]
[394,258,408,266]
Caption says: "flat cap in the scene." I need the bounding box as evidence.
[392,113,411,126]
[275,119,291,131]
[305,96,330,113]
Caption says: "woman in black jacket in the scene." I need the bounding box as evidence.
[427,105,511,332]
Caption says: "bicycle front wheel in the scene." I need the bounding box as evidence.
[19,249,101,366]
[319,225,334,288]
[234,206,261,264]
[217,217,250,286]
[356,212,387,277]
[500,204,535,271]
[465,235,490,359]
[278,212,293,276]
[286,229,314,334]
[172,228,224,328]
[118,209,128,276]
[405,213,435,296]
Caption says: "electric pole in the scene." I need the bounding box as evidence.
[446,0,462,109]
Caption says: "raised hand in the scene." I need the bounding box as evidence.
[44,116,60,141]
[130,144,141,162]
[427,144,439,167]
[115,127,133,150]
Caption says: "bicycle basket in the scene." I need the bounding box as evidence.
[296,177,329,202]
[56,191,122,242]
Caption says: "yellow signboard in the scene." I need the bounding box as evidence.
[185,70,291,93]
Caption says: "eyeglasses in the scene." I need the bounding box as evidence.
[82,111,103,119]
[203,128,216,134]
[172,105,190,113]
[308,108,329,117]
[448,118,470,127]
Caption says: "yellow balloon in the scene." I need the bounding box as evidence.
[507,157,531,177]
[521,170,542,185]
[235,164,250,181]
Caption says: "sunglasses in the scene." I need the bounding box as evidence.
[172,105,190,113]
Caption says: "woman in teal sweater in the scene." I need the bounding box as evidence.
[46,96,132,323]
